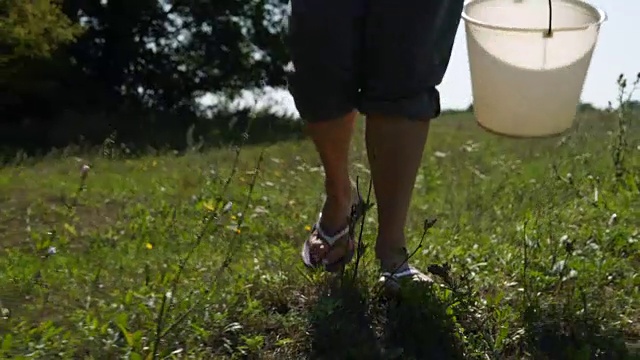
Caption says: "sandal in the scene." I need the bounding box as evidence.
[301,195,366,272]
[379,265,434,293]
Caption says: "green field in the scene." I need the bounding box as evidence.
[0,108,639,359]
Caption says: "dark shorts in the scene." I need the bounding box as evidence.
[287,0,464,122]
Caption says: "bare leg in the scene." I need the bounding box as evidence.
[365,115,430,272]
[305,110,358,265]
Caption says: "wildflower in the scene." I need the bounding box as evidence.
[235,229,241,235]
[145,242,153,250]
[304,225,312,232]
[203,200,215,212]
[231,215,237,221]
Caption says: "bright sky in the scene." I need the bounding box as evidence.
[209,0,638,118]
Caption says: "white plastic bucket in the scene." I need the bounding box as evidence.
[461,0,607,137]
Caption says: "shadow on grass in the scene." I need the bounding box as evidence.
[306,275,380,360]
[304,271,639,360]
[522,305,638,360]
[380,282,465,360]
[306,275,464,360]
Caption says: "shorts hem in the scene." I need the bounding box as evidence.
[358,88,442,121]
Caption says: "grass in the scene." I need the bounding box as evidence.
[1,87,640,359]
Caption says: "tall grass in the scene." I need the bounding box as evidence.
[0,75,638,359]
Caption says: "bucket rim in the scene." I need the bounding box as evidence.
[461,0,607,33]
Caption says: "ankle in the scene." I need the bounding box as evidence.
[319,192,353,235]
[376,244,410,273]
[323,180,353,211]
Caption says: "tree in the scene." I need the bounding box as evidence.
[1,0,293,151]
[0,0,83,149]
[59,0,289,108]
[0,0,81,66]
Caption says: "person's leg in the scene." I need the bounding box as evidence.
[359,0,464,276]
[288,0,363,269]
[365,116,431,272]
[305,112,358,266]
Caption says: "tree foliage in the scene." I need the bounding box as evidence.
[0,0,292,152]
[0,0,81,63]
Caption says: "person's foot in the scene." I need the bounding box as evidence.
[379,265,434,294]
[301,192,365,272]
[377,247,433,294]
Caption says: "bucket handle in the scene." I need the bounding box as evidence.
[461,0,607,34]
[545,0,553,37]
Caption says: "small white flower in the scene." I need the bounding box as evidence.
[81,164,90,179]
[552,260,566,274]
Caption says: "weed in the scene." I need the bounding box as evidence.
[0,75,639,359]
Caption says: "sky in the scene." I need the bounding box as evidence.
[207,0,638,118]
